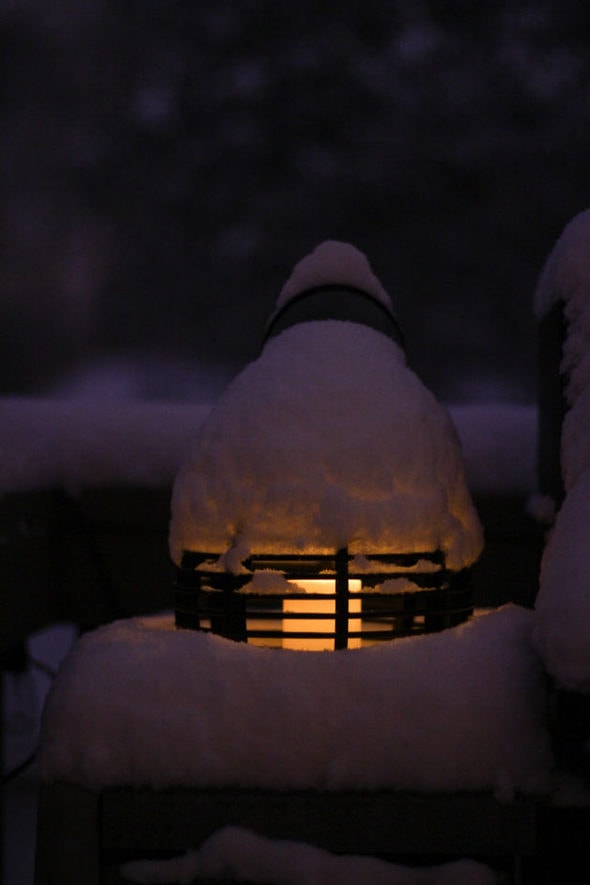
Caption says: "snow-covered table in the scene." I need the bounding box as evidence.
[35,607,552,883]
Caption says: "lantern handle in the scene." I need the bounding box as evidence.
[262,284,405,351]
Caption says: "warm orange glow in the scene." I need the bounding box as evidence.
[283,579,362,650]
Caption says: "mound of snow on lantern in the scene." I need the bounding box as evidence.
[170,242,483,571]
[271,238,392,314]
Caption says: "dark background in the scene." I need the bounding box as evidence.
[2,0,590,403]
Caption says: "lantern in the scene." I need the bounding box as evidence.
[171,242,483,649]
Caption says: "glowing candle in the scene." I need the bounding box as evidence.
[283,579,362,650]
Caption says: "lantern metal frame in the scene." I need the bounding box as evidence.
[263,283,405,350]
[175,547,472,649]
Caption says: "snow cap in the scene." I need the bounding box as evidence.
[534,208,590,321]
[274,240,394,315]
[170,326,483,570]
[533,208,590,406]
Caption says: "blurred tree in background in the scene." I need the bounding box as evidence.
[2,0,590,400]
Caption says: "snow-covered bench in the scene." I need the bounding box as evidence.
[35,607,548,884]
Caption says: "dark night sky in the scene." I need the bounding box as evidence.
[2,0,590,402]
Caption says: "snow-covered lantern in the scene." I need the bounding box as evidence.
[170,242,483,650]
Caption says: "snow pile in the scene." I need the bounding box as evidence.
[531,210,590,691]
[561,384,590,492]
[533,467,590,692]
[534,208,590,488]
[0,398,209,495]
[534,208,590,408]
[39,606,551,794]
[120,826,496,885]
[170,243,483,571]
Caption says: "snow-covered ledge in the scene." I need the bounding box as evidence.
[0,399,210,496]
[39,605,551,796]
[0,396,537,501]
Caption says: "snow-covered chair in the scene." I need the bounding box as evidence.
[170,242,483,649]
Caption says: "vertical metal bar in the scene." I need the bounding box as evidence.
[175,562,201,630]
[335,548,349,650]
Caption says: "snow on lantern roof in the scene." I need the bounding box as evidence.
[275,240,394,315]
[170,245,483,572]
[264,240,403,348]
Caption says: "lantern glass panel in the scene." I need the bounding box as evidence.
[283,579,362,651]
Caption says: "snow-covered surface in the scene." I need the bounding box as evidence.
[171,242,481,571]
[533,466,590,692]
[561,385,590,493]
[534,208,590,408]
[120,826,496,885]
[0,398,209,496]
[39,606,552,794]
[0,394,536,507]
[0,396,536,501]
[530,209,590,691]
[273,240,394,317]
[170,320,483,571]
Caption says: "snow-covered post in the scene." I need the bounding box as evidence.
[534,208,590,508]
[532,210,590,780]
[170,242,483,650]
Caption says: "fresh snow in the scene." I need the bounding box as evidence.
[530,209,590,691]
[38,606,552,795]
[533,466,590,692]
[272,240,394,316]
[533,208,590,410]
[534,205,590,413]
[170,243,483,571]
[120,826,496,885]
[0,397,536,501]
[0,398,209,496]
